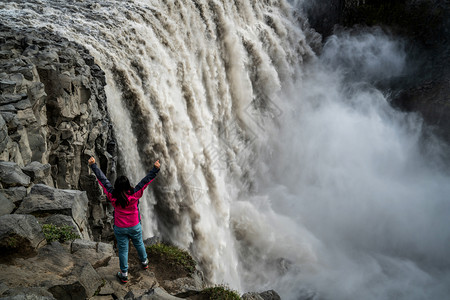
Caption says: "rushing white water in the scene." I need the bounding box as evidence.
[2,0,450,299]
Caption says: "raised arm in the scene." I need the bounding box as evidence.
[89,157,114,197]
[133,160,160,196]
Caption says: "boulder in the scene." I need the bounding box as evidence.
[0,186,27,204]
[259,290,282,300]
[44,259,103,300]
[162,271,204,295]
[0,214,46,256]
[0,161,30,187]
[242,293,264,300]
[21,161,52,185]
[242,290,281,300]
[0,192,15,216]
[72,262,103,298]
[16,184,91,240]
[71,239,114,268]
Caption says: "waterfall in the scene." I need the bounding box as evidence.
[2,1,450,299]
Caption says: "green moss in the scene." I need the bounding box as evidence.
[146,243,196,274]
[42,224,80,243]
[201,285,241,300]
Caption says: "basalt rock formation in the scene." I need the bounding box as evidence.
[0,24,116,189]
[0,24,118,241]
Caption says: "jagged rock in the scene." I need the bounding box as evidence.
[0,161,30,187]
[97,281,115,296]
[137,288,184,300]
[0,192,15,216]
[16,184,91,240]
[72,262,103,298]
[71,239,114,268]
[162,270,204,295]
[242,293,265,300]
[0,186,27,205]
[21,161,52,185]
[242,290,281,300]
[0,214,46,256]
[259,290,282,300]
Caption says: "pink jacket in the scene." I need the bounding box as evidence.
[90,163,159,228]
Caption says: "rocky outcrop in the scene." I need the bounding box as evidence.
[0,214,46,257]
[242,290,282,300]
[0,161,30,187]
[0,24,116,189]
[16,183,91,240]
[22,161,53,186]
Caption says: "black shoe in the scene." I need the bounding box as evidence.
[117,272,128,283]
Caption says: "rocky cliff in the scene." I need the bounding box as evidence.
[0,24,116,189]
[0,24,119,241]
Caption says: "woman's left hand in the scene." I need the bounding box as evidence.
[88,157,95,165]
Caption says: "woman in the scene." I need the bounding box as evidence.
[88,156,160,283]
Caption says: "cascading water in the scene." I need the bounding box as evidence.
[2,1,450,299]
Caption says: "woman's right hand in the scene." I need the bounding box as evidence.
[88,157,95,165]
[154,160,160,169]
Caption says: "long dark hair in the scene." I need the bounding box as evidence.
[112,176,133,208]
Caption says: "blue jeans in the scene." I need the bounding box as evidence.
[114,223,147,273]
